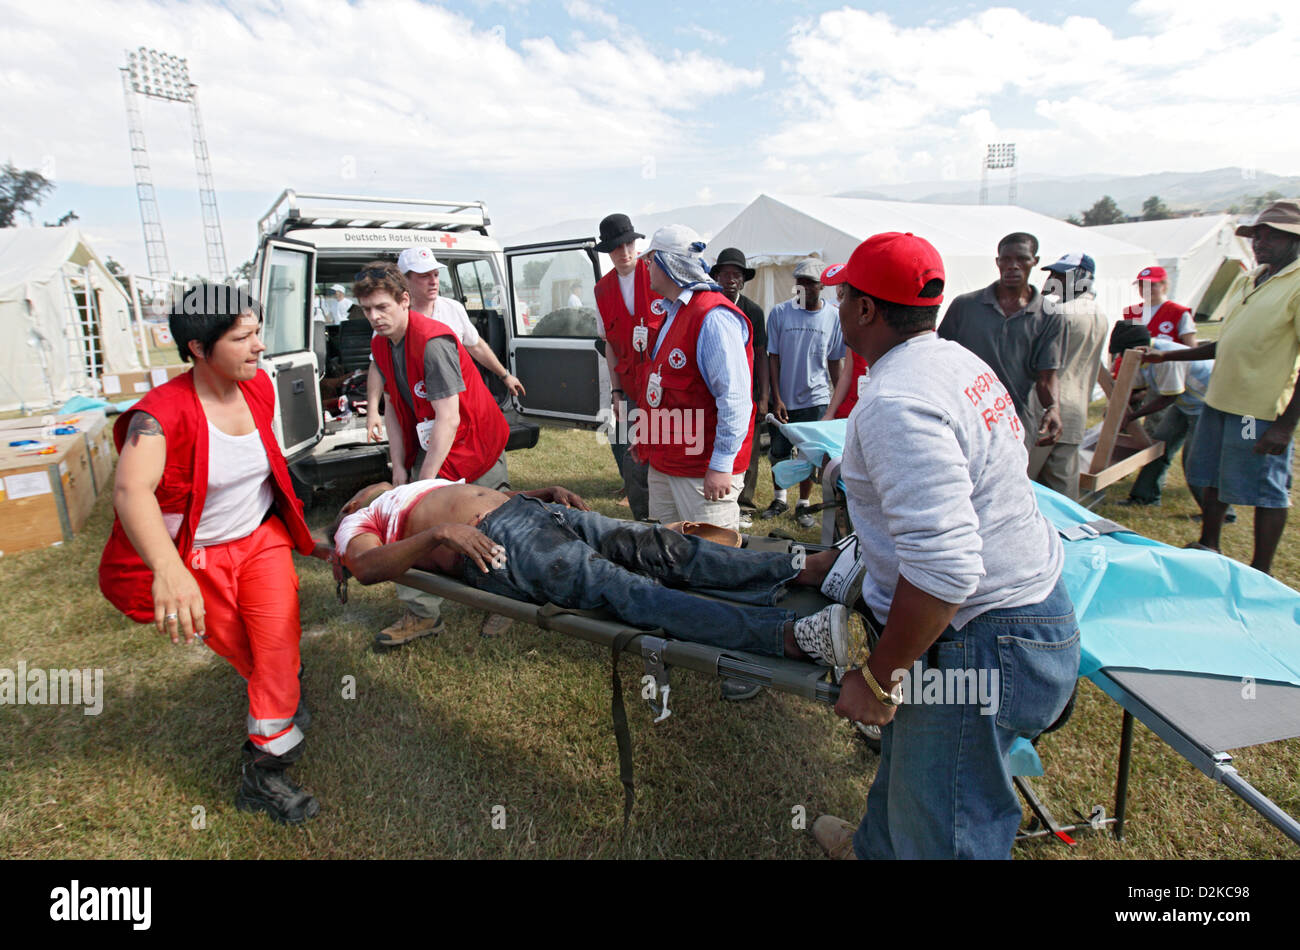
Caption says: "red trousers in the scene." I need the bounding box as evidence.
[191,516,304,761]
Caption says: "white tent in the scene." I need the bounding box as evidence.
[1088,215,1253,321]
[0,228,142,413]
[706,194,1155,320]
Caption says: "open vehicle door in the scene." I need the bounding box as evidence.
[503,239,608,427]
[253,238,322,460]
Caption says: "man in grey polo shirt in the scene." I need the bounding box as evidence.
[937,232,1064,450]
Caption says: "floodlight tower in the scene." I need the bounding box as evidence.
[120,48,230,280]
[979,143,1017,205]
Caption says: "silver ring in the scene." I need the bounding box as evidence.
[165,613,179,622]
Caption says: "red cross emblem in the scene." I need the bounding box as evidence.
[439,234,457,248]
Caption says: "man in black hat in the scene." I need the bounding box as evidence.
[710,248,769,526]
[592,213,663,520]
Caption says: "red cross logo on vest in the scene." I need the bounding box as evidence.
[668,347,687,370]
[414,380,428,400]
[439,234,457,248]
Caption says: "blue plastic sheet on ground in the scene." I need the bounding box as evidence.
[773,418,1300,686]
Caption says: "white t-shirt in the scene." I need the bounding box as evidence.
[618,271,636,315]
[333,478,462,553]
[194,423,275,547]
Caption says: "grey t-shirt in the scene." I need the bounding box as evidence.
[937,282,1063,432]
[766,297,845,410]
[381,336,465,415]
[841,333,1063,630]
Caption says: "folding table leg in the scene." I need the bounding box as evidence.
[1114,710,1135,841]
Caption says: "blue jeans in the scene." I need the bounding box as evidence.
[463,496,797,655]
[853,576,1080,860]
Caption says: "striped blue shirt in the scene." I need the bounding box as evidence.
[652,289,753,472]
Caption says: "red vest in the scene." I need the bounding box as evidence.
[372,311,508,482]
[594,259,663,397]
[834,352,870,419]
[98,370,314,624]
[639,290,754,478]
[1122,300,1190,342]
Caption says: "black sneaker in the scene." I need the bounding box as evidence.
[758,499,790,519]
[235,763,320,825]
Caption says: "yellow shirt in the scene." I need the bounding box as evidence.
[1205,258,1300,421]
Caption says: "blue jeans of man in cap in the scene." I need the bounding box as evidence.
[853,576,1080,860]
[462,495,797,654]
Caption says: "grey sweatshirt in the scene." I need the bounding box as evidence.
[841,333,1063,630]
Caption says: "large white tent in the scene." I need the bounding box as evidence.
[1088,215,1253,321]
[707,194,1155,319]
[0,228,142,413]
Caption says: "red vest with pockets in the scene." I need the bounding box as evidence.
[372,310,509,481]
[594,259,664,398]
[639,290,754,478]
[98,369,314,624]
[1122,300,1191,342]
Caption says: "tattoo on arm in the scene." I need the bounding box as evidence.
[127,412,163,448]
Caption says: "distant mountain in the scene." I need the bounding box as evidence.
[836,168,1300,219]
[499,202,746,247]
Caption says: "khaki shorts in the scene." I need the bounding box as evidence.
[647,466,745,530]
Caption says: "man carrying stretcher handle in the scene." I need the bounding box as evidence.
[331,479,875,663]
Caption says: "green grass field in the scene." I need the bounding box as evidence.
[2,328,1298,859]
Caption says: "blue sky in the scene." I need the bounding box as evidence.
[3,0,1296,275]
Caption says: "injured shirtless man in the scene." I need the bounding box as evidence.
[331,478,870,665]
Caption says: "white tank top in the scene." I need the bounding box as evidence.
[193,422,275,547]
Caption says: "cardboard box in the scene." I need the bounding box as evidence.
[0,434,97,555]
[150,324,175,347]
[99,364,188,398]
[0,411,115,496]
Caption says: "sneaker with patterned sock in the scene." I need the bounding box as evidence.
[795,505,816,529]
[791,604,863,671]
[819,533,869,608]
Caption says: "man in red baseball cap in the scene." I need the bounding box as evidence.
[1123,265,1197,346]
[810,232,1079,860]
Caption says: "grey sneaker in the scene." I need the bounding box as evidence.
[819,533,868,607]
[795,507,816,529]
[792,604,861,669]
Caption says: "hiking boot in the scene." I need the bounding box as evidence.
[819,534,868,607]
[791,604,863,670]
[811,815,859,860]
[374,610,444,649]
[795,507,816,529]
[759,499,789,520]
[235,763,320,825]
[720,677,762,702]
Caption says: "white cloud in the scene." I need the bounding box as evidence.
[564,0,619,32]
[763,3,1300,183]
[1,0,761,192]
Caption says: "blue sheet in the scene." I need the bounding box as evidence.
[773,418,1300,686]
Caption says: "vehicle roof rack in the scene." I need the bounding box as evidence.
[259,191,491,238]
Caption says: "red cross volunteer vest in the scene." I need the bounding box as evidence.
[594,259,664,398]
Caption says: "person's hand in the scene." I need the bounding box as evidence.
[367,418,385,442]
[834,670,898,727]
[609,393,623,425]
[757,397,769,419]
[1036,405,1062,446]
[152,563,205,644]
[773,398,789,424]
[439,524,505,574]
[702,467,734,503]
[391,465,409,487]
[1255,419,1296,456]
[1140,349,1164,364]
[820,408,835,422]
[503,374,526,398]
[548,486,590,510]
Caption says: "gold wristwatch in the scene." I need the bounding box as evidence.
[860,658,905,707]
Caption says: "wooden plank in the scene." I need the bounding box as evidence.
[1088,348,1145,475]
[1080,441,1167,492]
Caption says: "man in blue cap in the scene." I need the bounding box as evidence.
[1029,253,1108,499]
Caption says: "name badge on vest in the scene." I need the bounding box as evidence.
[416,417,435,451]
[632,324,649,353]
[857,373,869,398]
[646,371,663,409]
